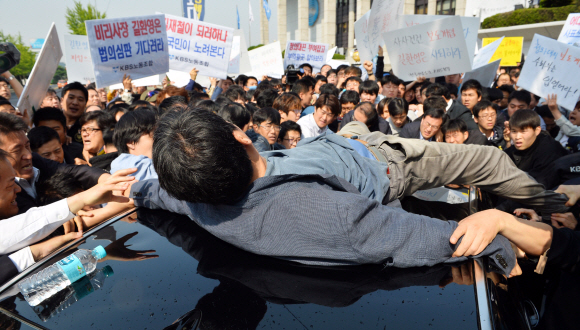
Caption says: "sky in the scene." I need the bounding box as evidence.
[0,0,277,59]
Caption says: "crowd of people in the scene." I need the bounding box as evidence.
[1,47,580,285]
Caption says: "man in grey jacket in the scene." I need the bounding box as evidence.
[127,109,567,276]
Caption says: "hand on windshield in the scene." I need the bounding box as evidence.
[102,232,158,262]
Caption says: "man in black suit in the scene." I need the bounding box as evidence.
[400,97,447,141]
[425,83,478,131]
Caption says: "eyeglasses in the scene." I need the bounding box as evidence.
[0,83,9,90]
[423,121,440,130]
[79,127,102,134]
[284,138,301,144]
[317,108,336,119]
[259,124,281,132]
[478,113,497,119]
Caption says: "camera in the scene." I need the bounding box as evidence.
[284,65,303,85]
[0,42,21,75]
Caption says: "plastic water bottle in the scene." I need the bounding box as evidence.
[32,266,114,322]
[18,246,107,306]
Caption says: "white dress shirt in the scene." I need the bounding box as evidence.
[297,113,328,139]
[3,199,75,272]
[15,167,40,199]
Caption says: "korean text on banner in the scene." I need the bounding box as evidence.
[85,14,169,88]
[354,10,372,62]
[383,16,472,81]
[164,13,233,79]
[472,36,504,69]
[17,23,63,118]
[367,0,405,58]
[518,34,580,111]
[400,15,480,66]
[558,13,580,46]
[248,41,284,78]
[64,35,95,83]
[285,41,329,72]
[481,37,523,67]
[463,59,501,88]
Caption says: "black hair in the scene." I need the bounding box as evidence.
[345,77,363,87]
[381,75,401,86]
[344,66,362,77]
[486,88,504,102]
[129,100,159,114]
[223,85,247,103]
[326,69,337,77]
[245,76,258,86]
[509,109,541,130]
[460,79,483,97]
[441,118,468,136]
[472,100,496,118]
[28,126,60,152]
[0,76,8,85]
[340,90,360,105]
[245,102,258,115]
[376,97,392,116]
[159,96,188,113]
[314,75,328,84]
[106,103,129,119]
[107,100,127,111]
[336,64,349,73]
[278,120,302,143]
[61,81,88,100]
[300,76,316,87]
[423,97,447,119]
[32,107,67,130]
[0,99,12,107]
[387,98,409,117]
[113,109,157,154]
[315,93,341,117]
[0,113,28,135]
[103,127,115,146]
[498,84,515,96]
[79,110,116,130]
[445,83,458,98]
[153,108,253,204]
[359,80,380,96]
[235,74,249,86]
[37,172,84,206]
[419,81,432,94]
[354,102,379,129]
[252,107,280,126]
[291,79,313,95]
[215,95,234,109]
[218,103,252,129]
[256,89,278,109]
[535,105,553,119]
[299,63,313,71]
[188,92,210,104]
[424,83,451,100]
[195,99,221,113]
[319,83,339,97]
[508,90,531,106]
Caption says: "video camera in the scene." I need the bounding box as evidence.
[0,42,21,75]
[284,65,303,85]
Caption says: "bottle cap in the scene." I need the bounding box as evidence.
[92,245,107,260]
[101,265,114,277]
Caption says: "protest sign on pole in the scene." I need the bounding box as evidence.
[164,13,233,79]
[230,30,251,74]
[17,23,62,118]
[518,34,580,111]
[367,0,405,58]
[354,10,372,62]
[557,13,580,46]
[472,36,504,69]
[462,59,501,88]
[284,40,329,72]
[400,15,480,66]
[481,37,523,66]
[64,35,95,83]
[248,41,284,78]
[85,14,169,88]
[383,16,472,81]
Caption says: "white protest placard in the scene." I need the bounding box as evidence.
[472,36,504,69]
[400,15,480,66]
[354,10,372,62]
[109,74,162,90]
[463,59,501,88]
[229,36,241,73]
[248,41,284,78]
[17,23,62,117]
[519,34,580,110]
[229,30,251,74]
[367,0,405,58]
[85,14,169,88]
[326,46,337,63]
[284,40,329,72]
[64,35,95,83]
[326,59,349,69]
[558,13,580,47]
[163,13,233,79]
[383,17,472,81]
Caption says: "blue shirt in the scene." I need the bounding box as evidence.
[110,154,158,181]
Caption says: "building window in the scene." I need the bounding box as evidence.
[336,0,354,48]
[415,0,428,14]
[436,0,455,15]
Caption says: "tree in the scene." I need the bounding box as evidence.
[51,66,68,84]
[65,1,106,35]
[0,31,37,80]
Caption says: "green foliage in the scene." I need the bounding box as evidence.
[0,31,37,80]
[247,44,264,51]
[482,5,578,28]
[65,1,106,35]
[332,53,345,60]
[540,0,573,8]
[51,66,68,84]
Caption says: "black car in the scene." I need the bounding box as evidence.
[0,188,571,329]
